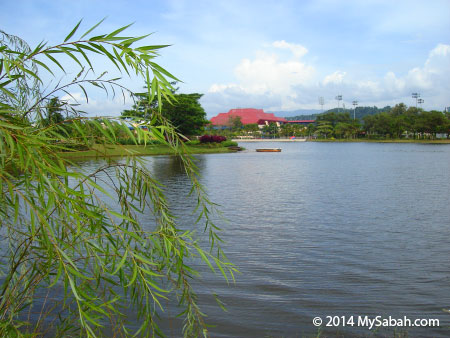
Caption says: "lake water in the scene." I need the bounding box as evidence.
[89,142,450,337]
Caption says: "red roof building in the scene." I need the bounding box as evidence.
[210,108,288,126]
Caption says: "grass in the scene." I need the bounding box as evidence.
[60,143,237,159]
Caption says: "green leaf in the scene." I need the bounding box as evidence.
[196,247,215,273]
[32,59,54,75]
[68,276,82,301]
[44,52,66,73]
[80,17,106,39]
[105,23,134,38]
[150,61,181,82]
[59,47,83,68]
[112,249,128,275]
[64,19,82,42]
[120,35,150,47]
[108,210,136,223]
[0,86,16,100]
[78,84,89,103]
[75,45,93,68]
[136,44,170,52]
[48,261,63,288]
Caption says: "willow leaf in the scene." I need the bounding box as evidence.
[80,17,106,39]
[64,19,82,42]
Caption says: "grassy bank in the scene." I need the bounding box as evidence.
[310,138,450,144]
[60,143,237,159]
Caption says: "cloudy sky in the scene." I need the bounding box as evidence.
[2,0,449,117]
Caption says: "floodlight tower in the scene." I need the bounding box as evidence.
[412,93,420,108]
[418,98,424,108]
[352,100,358,120]
[319,96,324,112]
[335,95,342,113]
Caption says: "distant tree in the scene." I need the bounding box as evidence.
[306,123,316,137]
[391,103,407,116]
[122,92,208,136]
[280,123,293,137]
[228,115,243,131]
[362,114,376,138]
[416,110,447,138]
[401,107,420,137]
[243,123,259,133]
[121,92,150,119]
[316,111,352,127]
[286,106,392,122]
[334,122,350,138]
[262,122,279,137]
[315,121,333,138]
[159,93,208,136]
[41,97,64,126]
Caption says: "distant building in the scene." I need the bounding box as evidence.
[210,108,288,126]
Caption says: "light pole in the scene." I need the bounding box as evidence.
[417,98,424,108]
[412,93,420,108]
[319,96,324,112]
[352,100,358,120]
[335,95,342,113]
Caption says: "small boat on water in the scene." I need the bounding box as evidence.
[256,148,281,152]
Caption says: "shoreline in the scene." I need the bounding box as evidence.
[233,138,450,144]
[60,144,237,159]
[232,138,307,142]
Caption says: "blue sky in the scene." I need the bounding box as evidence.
[2,0,449,117]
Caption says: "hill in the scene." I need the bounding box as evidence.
[267,109,322,119]
[278,106,392,121]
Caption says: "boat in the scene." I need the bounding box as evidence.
[228,146,244,151]
[256,148,281,152]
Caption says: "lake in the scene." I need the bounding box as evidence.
[86,142,450,337]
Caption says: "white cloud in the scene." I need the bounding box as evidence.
[61,92,134,117]
[272,40,308,58]
[234,52,315,94]
[429,43,450,58]
[323,71,346,85]
[203,43,450,115]
[404,44,450,91]
[384,71,405,94]
[204,41,316,114]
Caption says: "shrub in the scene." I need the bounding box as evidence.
[222,140,238,147]
[199,134,227,143]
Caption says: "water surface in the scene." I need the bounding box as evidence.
[89,142,450,337]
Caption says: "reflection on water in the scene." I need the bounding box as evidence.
[78,143,450,337]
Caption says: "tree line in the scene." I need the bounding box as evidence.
[362,104,449,139]
[285,105,392,121]
[212,104,450,140]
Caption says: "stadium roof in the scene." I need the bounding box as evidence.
[210,108,288,125]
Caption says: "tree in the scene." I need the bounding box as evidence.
[262,122,279,138]
[0,21,234,337]
[316,111,351,127]
[122,92,208,136]
[41,97,64,126]
[160,93,208,136]
[227,115,243,131]
[243,123,259,134]
[334,122,350,138]
[315,121,333,138]
[416,110,447,138]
